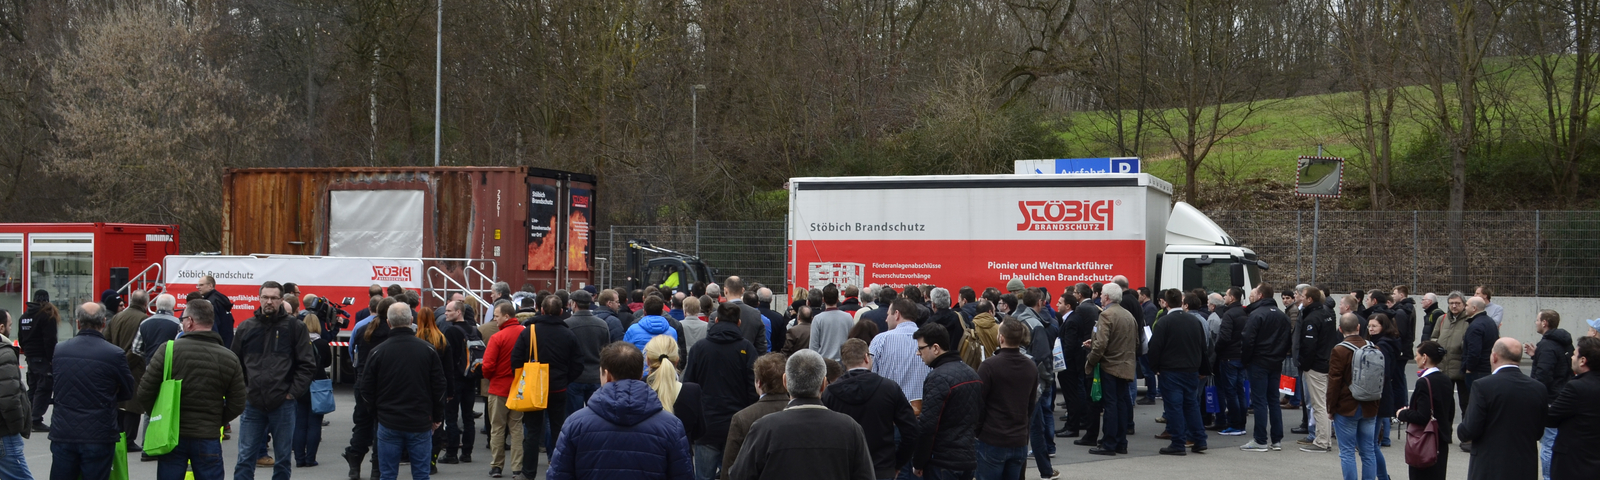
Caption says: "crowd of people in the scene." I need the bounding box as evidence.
[2,273,1598,480]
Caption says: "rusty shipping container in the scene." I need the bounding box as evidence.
[222,167,597,303]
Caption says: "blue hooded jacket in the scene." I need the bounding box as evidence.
[548,379,694,480]
[625,315,678,352]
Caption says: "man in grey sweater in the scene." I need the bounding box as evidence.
[810,284,855,361]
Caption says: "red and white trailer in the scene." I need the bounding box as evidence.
[162,255,427,325]
[0,223,178,337]
[786,173,1266,295]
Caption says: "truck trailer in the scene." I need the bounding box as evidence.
[786,173,1264,295]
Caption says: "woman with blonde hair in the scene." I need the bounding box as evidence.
[293,310,333,467]
[644,335,704,443]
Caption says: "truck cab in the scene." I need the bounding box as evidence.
[1156,202,1266,294]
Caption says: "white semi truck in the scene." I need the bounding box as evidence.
[786,173,1266,295]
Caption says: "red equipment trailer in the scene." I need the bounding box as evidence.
[0,223,179,338]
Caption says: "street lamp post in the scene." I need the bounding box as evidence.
[433,0,442,167]
[692,84,706,164]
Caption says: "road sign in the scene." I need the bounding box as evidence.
[1295,156,1344,197]
[1014,158,1141,175]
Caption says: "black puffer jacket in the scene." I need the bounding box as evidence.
[231,308,317,411]
[913,352,982,472]
[823,369,919,479]
[359,328,447,432]
[681,321,757,448]
[1214,303,1247,361]
[137,330,247,438]
[49,330,136,444]
[1240,299,1293,369]
[1532,328,1574,405]
[0,337,29,438]
[510,314,582,396]
[1296,301,1338,373]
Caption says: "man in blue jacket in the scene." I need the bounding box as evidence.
[548,341,693,480]
[50,302,136,480]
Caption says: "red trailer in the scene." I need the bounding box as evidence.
[0,223,179,338]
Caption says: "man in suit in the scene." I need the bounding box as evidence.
[1547,336,1600,480]
[1458,337,1547,480]
[723,277,768,353]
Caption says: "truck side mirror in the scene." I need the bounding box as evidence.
[1229,263,1245,288]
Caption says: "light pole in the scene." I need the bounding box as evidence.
[433,0,442,167]
[692,84,706,164]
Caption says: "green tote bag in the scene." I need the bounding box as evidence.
[143,340,182,456]
[1089,365,1103,402]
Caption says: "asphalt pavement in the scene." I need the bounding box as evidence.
[20,383,1469,480]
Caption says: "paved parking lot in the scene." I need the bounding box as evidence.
[20,384,1468,479]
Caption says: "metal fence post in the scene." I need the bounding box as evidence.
[1297,210,1303,284]
[695,220,702,257]
[1535,210,1541,298]
[1413,211,1419,294]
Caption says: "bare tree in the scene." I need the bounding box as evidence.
[1401,0,1516,290]
[45,3,287,251]
[1145,0,1283,207]
[1324,0,1409,209]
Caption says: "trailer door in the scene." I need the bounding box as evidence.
[29,233,94,340]
[0,234,20,334]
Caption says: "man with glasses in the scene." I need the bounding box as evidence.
[232,281,318,480]
[913,324,982,480]
[1430,292,1473,429]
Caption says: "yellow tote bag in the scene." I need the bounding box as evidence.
[506,325,548,412]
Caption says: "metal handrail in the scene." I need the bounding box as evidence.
[425,266,493,311]
[463,265,496,296]
[115,263,165,314]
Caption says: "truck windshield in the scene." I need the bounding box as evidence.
[1182,258,1233,294]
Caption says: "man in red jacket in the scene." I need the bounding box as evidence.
[481,302,524,478]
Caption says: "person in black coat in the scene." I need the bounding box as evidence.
[1367,313,1408,447]
[824,338,918,480]
[358,304,448,480]
[728,349,875,480]
[681,303,758,480]
[1057,285,1098,437]
[196,276,236,347]
[16,290,59,430]
[509,295,583,479]
[1457,338,1547,480]
[293,316,335,468]
[48,303,136,480]
[1546,336,1600,480]
[1397,341,1454,480]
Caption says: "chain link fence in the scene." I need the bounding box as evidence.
[1210,210,1600,298]
[594,211,1600,298]
[594,220,789,291]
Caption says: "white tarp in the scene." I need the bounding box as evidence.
[329,190,425,258]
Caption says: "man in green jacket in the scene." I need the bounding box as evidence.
[138,298,248,480]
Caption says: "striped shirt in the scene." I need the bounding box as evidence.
[870,322,932,401]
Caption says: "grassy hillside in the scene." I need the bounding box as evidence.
[1052,57,1600,210]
